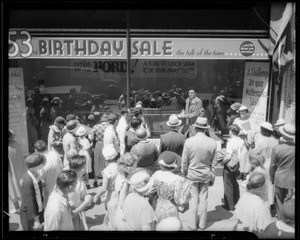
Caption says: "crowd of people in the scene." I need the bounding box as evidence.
[9,85,295,236]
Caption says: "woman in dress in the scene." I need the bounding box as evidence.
[234,172,273,237]
[232,105,258,180]
[148,151,192,223]
[92,144,119,230]
[114,152,138,230]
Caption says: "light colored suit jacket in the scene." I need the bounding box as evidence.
[184,96,203,124]
[181,132,217,182]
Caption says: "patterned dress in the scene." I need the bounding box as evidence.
[89,122,109,177]
[152,171,192,223]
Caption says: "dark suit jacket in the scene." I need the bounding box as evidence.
[160,130,186,156]
[20,172,43,220]
[269,142,295,189]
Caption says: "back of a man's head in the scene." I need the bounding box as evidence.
[56,170,77,191]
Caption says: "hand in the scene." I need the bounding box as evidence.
[85,201,96,211]
[84,194,93,204]
[33,221,43,231]
[93,195,101,204]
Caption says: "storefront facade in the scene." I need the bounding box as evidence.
[8,4,289,155]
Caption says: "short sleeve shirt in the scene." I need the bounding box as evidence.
[226,136,244,167]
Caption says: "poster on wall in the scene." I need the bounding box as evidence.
[241,62,270,126]
[9,68,29,156]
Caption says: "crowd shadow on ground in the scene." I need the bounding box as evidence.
[86,214,105,229]
[205,205,235,230]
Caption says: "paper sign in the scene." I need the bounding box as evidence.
[9,68,29,155]
[241,62,270,126]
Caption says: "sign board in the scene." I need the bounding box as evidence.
[9,30,269,60]
[241,62,270,125]
[69,59,196,79]
[9,68,29,156]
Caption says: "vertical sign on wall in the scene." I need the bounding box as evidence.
[9,68,29,156]
[241,62,270,126]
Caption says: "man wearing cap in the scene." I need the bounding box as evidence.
[20,153,46,231]
[130,128,159,176]
[88,113,110,187]
[269,123,295,219]
[254,122,279,170]
[181,117,217,230]
[62,120,80,168]
[178,87,203,138]
[122,171,157,230]
[116,108,129,156]
[160,114,186,156]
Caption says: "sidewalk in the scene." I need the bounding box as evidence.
[8,175,272,232]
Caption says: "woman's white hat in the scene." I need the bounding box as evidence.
[237,105,248,112]
[259,122,273,132]
[75,125,87,136]
[129,170,153,195]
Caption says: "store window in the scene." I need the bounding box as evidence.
[9,32,270,154]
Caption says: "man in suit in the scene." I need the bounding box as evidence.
[181,117,217,230]
[178,87,203,138]
[160,114,186,156]
[269,123,295,219]
[20,153,46,231]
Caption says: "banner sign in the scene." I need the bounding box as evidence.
[9,30,269,59]
[9,68,29,156]
[69,59,196,79]
[241,62,270,125]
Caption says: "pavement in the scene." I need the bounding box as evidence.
[7,170,274,232]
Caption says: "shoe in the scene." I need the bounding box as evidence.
[93,181,98,188]
[86,185,91,190]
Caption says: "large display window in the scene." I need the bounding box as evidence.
[9,32,270,153]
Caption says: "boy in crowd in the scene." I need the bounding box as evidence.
[43,170,77,231]
[68,155,93,230]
